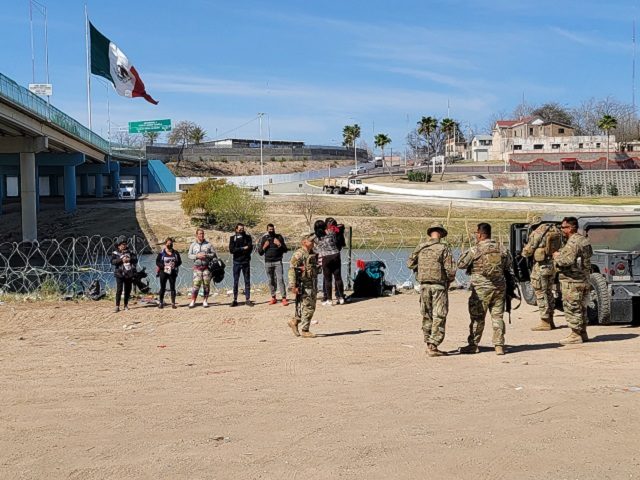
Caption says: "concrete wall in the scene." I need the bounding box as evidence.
[528,170,640,196]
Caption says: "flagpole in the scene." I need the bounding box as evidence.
[84,3,92,129]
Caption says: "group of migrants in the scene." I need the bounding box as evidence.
[111,215,592,352]
[408,216,592,357]
[110,218,347,339]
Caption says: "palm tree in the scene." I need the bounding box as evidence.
[597,114,617,170]
[189,126,207,145]
[417,116,438,158]
[342,124,361,170]
[374,133,392,172]
[440,118,456,179]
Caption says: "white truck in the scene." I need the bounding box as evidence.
[322,176,368,195]
[117,180,137,200]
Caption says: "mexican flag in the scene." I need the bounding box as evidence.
[89,22,158,105]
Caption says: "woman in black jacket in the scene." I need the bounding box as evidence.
[111,235,138,312]
[156,237,182,309]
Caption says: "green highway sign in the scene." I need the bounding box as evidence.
[128,119,172,134]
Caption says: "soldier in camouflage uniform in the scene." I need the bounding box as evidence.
[553,216,593,344]
[288,234,320,338]
[407,222,457,357]
[521,215,562,331]
[457,223,513,355]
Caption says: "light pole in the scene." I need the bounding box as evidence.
[258,113,265,197]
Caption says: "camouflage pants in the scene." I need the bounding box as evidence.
[295,282,317,331]
[191,268,212,299]
[560,281,589,332]
[468,284,506,346]
[531,271,555,322]
[419,283,448,346]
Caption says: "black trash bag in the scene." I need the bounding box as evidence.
[210,258,226,284]
[133,267,151,294]
[87,279,106,301]
[352,260,386,298]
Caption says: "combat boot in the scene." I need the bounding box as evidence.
[426,344,447,357]
[459,344,480,354]
[531,320,555,331]
[287,318,300,337]
[495,346,505,355]
[559,329,583,345]
[301,330,316,338]
[581,327,589,342]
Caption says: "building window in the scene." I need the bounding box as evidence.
[533,144,543,150]
[629,145,635,152]
[513,145,522,150]
[596,143,601,148]
[529,128,534,135]
[578,143,583,149]
[552,144,560,149]
[558,128,565,134]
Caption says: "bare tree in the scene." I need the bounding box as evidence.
[298,194,324,230]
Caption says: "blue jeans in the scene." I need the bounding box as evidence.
[233,262,251,301]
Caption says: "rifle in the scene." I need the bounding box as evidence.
[504,268,522,324]
[294,267,305,319]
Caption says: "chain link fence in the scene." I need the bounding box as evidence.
[0,232,475,297]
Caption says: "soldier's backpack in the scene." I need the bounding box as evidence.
[416,243,447,283]
[533,224,563,262]
[474,244,504,281]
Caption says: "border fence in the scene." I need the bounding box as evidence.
[0,232,474,297]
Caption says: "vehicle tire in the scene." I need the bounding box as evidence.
[520,281,536,306]
[587,273,611,325]
[332,188,339,194]
[355,188,361,195]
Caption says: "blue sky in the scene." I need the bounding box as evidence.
[1,0,639,151]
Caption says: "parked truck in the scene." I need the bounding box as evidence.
[510,213,640,325]
[322,176,368,195]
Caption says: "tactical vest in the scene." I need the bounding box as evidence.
[534,225,562,262]
[301,252,319,280]
[417,244,447,284]
[473,243,504,281]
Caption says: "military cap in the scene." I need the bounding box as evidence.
[116,235,128,245]
[301,233,315,242]
[427,222,448,237]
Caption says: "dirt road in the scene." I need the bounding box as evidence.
[1,292,639,479]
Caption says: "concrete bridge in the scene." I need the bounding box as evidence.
[0,72,173,241]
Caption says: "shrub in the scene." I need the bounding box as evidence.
[180,179,265,229]
[607,182,619,196]
[569,172,582,196]
[588,184,603,195]
[219,157,228,163]
[270,157,277,162]
[407,170,431,182]
[635,182,640,195]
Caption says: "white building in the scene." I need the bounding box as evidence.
[466,135,492,162]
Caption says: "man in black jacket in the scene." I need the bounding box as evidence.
[258,223,289,306]
[229,223,253,307]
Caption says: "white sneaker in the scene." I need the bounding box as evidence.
[338,297,345,305]
[203,299,209,308]
[189,300,196,308]
[322,300,332,306]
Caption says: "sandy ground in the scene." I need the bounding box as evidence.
[1,291,640,479]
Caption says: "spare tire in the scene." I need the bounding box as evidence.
[587,273,611,325]
[520,281,536,306]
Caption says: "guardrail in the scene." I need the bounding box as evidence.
[0,72,110,153]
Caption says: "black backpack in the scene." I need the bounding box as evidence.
[353,261,386,298]
[210,258,226,283]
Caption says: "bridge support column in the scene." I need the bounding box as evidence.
[95,173,104,198]
[64,165,77,213]
[50,174,59,197]
[111,170,120,197]
[80,174,89,197]
[20,152,38,241]
[0,174,4,215]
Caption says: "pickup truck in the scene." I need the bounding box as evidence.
[322,177,368,195]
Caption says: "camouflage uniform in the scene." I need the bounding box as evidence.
[458,239,512,347]
[522,223,561,328]
[407,237,456,347]
[554,232,592,334]
[288,247,319,333]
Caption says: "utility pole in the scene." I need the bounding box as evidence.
[258,113,265,197]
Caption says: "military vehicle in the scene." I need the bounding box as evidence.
[510,213,640,325]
